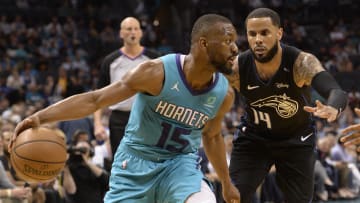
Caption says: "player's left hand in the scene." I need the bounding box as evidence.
[222,181,240,203]
[303,100,338,122]
[340,108,360,150]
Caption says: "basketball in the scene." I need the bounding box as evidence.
[10,127,67,183]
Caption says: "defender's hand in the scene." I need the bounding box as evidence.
[304,100,338,122]
[340,108,360,149]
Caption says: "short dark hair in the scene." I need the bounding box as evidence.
[191,14,232,44]
[245,8,281,28]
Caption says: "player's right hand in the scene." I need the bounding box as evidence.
[303,100,338,122]
[9,115,41,152]
[222,181,241,203]
[340,108,360,149]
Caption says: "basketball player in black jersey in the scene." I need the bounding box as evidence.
[226,8,348,203]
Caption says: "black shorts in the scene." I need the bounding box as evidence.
[229,128,316,203]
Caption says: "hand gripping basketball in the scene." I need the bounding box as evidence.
[10,114,66,183]
[10,126,67,183]
[10,115,41,152]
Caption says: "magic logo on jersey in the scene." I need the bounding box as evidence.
[155,100,209,128]
[250,93,298,118]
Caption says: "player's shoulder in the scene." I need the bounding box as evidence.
[216,84,235,113]
[143,48,162,59]
[127,58,164,84]
[281,43,302,57]
[138,58,164,70]
[126,58,165,94]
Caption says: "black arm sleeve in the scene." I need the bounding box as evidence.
[311,71,348,114]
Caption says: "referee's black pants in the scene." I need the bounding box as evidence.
[109,110,130,159]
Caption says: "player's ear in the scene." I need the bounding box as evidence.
[277,27,283,41]
[199,37,208,49]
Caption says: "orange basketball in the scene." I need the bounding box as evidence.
[10,127,67,183]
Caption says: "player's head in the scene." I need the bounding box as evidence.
[191,14,238,74]
[245,8,283,63]
[120,17,143,46]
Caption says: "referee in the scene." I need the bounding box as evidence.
[94,17,160,160]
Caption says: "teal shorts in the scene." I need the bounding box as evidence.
[104,144,204,203]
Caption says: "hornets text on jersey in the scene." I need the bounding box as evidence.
[120,54,229,160]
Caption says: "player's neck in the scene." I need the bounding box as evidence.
[255,46,282,80]
[183,55,214,91]
[121,45,144,58]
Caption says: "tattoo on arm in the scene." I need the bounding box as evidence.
[225,56,240,92]
[226,72,240,92]
[294,52,324,87]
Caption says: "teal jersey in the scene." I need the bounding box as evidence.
[121,54,228,160]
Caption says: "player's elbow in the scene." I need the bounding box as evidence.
[202,132,221,144]
[88,90,105,111]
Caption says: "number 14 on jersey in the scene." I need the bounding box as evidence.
[251,107,272,129]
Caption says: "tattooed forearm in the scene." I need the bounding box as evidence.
[226,72,240,92]
[293,52,324,87]
[225,56,240,92]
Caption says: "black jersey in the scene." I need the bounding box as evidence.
[238,44,314,138]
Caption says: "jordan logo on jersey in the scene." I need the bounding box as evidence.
[171,82,180,92]
[250,93,298,118]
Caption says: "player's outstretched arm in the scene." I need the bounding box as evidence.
[11,59,165,149]
[340,108,360,149]
[295,52,347,122]
[202,86,240,203]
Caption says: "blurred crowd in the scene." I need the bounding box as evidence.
[0,0,359,202]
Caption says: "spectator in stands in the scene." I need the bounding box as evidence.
[0,162,32,202]
[66,130,109,203]
[0,130,46,203]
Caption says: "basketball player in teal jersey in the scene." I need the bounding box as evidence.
[10,14,240,203]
